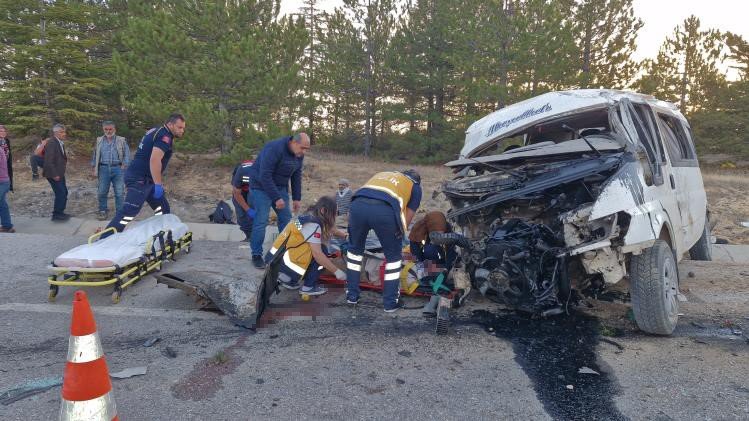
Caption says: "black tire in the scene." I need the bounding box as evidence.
[630,240,679,335]
[689,218,712,261]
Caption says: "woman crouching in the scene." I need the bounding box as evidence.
[265,196,347,296]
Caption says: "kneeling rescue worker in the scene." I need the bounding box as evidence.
[266,196,347,296]
[104,113,185,235]
[346,169,422,312]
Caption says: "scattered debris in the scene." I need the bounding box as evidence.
[256,378,265,384]
[578,367,600,375]
[714,238,729,245]
[690,321,706,329]
[566,385,574,390]
[397,350,412,357]
[599,338,625,351]
[163,346,178,359]
[143,337,161,347]
[599,325,624,337]
[0,377,62,405]
[213,350,229,365]
[692,338,708,345]
[110,366,148,379]
[396,378,406,385]
[687,271,695,278]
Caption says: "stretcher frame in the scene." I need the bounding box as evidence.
[47,227,193,303]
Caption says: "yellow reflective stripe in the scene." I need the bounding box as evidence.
[59,391,117,421]
[67,333,104,364]
[361,184,407,231]
[283,251,306,276]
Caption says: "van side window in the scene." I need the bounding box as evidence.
[656,113,697,163]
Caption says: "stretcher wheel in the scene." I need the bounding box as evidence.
[48,285,59,303]
[436,317,449,335]
[184,245,191,254]
[111,289,121,304]
[301,293,311,302]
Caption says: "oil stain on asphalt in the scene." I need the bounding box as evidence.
[469,310,626,421]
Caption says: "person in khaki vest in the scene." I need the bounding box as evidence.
[266,196,347,296]
[345,170,422,312]
[91,121,130,219]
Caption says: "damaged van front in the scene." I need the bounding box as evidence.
[440,90,711,335]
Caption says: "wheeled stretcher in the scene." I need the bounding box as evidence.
[47,215,193,303]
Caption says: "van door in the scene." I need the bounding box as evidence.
[654,111,706,249]
[617,99,686,254]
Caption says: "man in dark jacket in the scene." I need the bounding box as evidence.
[0,124,14,232]
[248,133,310,268]
[43,124,70,221]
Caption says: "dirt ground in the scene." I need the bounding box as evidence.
[6,151,749,244]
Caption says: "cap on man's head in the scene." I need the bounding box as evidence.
[401,169,421,184]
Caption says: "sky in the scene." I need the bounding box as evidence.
[280,0,749,65]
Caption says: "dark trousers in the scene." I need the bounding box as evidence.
[410,241,457,271]
[346,198,403,308]
[46,177,68,216]
[30,155,44,176]
[106,178,170,233]
[232,192,253,238]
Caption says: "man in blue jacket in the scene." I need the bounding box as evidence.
[249,133,310,268]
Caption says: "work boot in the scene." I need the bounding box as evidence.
[51,214,71,222]
[32,173,39,181]
[384,300,406,313]
[252,255,265,269]
[0,227,15,233]
[97,210,108,221]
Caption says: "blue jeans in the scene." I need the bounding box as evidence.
[250,187,292,256]
[97,165,125,212]
[46,177,68,216]
[346,198,403,309]
[0,182,11,229]
[232,191,254,239]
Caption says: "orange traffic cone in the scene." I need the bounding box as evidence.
[60,291,118,421]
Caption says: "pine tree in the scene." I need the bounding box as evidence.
[0,0,112,140]
[573,0,642,89]
[633,15,725,114]
[113,0,308,154]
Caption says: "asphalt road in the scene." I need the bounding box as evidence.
[0,233,748,420]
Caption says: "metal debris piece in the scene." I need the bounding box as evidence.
[156,271,269,329]
[110,366,148,379]
[163,346,178,358]
[566,385,574,390]
[143,337,160,347]
[578,367,600,375]
[0,377,62,405]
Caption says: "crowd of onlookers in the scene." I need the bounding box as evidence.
[0,121,132,233]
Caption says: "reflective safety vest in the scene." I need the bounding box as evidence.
[360,172,414,232]
[268,215,320,279]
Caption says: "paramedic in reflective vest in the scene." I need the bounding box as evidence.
[249,133,310,269]
[345,169,422,312]
[231,160,256,241]
[266,196,347,296]
[104,113,185,234]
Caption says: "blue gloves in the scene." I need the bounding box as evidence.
[153,184,164,199]
[246,208,256,220]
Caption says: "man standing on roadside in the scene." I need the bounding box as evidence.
[104,113,185,234]
[0,124,14,232]
[91,121,130,220]
[44,124,71,222]
[231,160,256,241]
[249,133,310,268]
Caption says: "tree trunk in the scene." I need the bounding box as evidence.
[218,97,233,154]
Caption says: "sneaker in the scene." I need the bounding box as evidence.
[280,281,301,290]
[346,297,359,305]
[252,255,265,269]
[300,285,327,296]
[0,227,15,233]
[97,211,108,221]
[51,214,71,222]
[32,174,39,180]
[384,301,406,313]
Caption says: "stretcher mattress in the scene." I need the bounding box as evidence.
[54,215,189,269]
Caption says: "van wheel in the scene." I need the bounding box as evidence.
[689,219,712,261]
[630,240,679,335]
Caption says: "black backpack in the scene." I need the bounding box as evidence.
[209,200,235,224]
